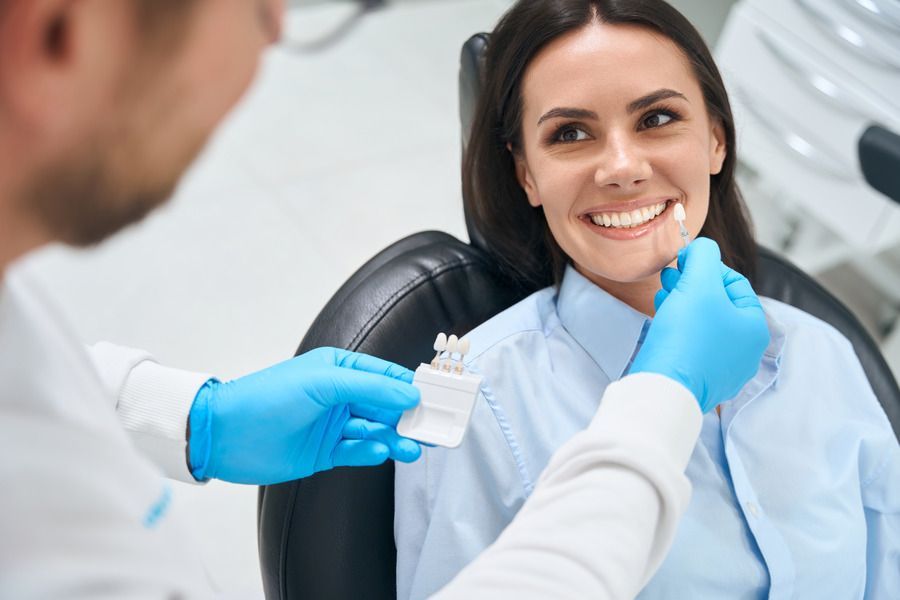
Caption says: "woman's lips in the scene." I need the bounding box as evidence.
[581,199,678,241]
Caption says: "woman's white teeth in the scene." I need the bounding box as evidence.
[589,202,668,229]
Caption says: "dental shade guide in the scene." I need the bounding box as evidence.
[454,338,471,375]
[430,333,447,369]
[397,332,483,448]
[673,202,689,248]
[443,335,459,372]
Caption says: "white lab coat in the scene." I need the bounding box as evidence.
[0,266,701,599]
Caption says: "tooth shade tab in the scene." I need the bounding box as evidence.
[673,202,686,223]
[433,333,447,351]
[589,201,668,229]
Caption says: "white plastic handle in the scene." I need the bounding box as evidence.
[847,0,900,32]
[795,0,900,70]
[734,87,855,181]
[756,30,890,121]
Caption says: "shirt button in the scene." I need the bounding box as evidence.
[746,502,760,518]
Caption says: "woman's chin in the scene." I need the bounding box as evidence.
[574,262,669,287]
[576,250,679,284]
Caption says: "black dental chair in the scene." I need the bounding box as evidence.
[257,33,900,600]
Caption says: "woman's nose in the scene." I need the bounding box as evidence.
[593,133,652,190]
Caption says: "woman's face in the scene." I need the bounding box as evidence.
[514,22,726,287]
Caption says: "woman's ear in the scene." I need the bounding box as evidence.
[709,119,727,176]
[509,143,542,208]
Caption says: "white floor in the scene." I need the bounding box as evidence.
[15,0,898,597]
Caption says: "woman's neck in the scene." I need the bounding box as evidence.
[574,265,666,317]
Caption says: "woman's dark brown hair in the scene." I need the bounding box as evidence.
[463,0,756,291]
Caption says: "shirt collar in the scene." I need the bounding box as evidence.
[556,264,650,381]
[744,301,787,394]
[762,303,787,366]
[556,265,788,389]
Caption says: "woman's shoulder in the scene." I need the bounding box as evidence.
[460,285,562,365]
[758,299,897,486]
[759,296,855,354]
[759,296,885,417]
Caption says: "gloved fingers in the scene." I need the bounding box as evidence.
[332,440,391,468]
[676,237,721,284]
[720,262,744,287]
[342,418,421,462]
[733,296,765,310]
[660,267,680,292]
[349,403,405,426]
[332,349,415,383]
[320,368,420,411]
[721,266,763,309]
[676,246,687,272]
[653,288,669,312]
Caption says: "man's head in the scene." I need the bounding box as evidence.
[0,0,283,256]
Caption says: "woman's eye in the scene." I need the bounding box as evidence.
[556,126,590,143]
[642,111,675,129]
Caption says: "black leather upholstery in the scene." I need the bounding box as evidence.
[257,32,900,600]
[458,32,490,252]
[258,232,533,600]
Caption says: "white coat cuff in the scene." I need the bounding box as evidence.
[117,361,213,484]
[592,373,702,471]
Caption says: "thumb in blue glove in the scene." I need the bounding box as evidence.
[628,237,770,413]
[188,347,422,485]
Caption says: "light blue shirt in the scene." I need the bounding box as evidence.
[395,265,900,600]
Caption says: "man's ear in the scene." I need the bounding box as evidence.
[0,0,133,134]
[709,119,727,176]
[509,143,541,208]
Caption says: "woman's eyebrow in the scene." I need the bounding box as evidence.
[627,89,688,113]
[536,107,599,126]
[535,89,688,127]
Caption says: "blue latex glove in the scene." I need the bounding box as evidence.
[628,238,770,413]
[188,347,422,484]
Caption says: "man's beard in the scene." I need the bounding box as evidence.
[23,130,199,247]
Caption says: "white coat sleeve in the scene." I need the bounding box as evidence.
[87,342,213,484]
[431,372,702,600]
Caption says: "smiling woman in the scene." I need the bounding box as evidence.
[394,1,900,599]
[463,0,755,302]
[516,22,733,314]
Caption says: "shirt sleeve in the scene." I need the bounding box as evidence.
[86,342,213,484]
[431,372,702,600]
[862,426,900,599]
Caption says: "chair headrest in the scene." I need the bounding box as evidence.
[459,33,490,252]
